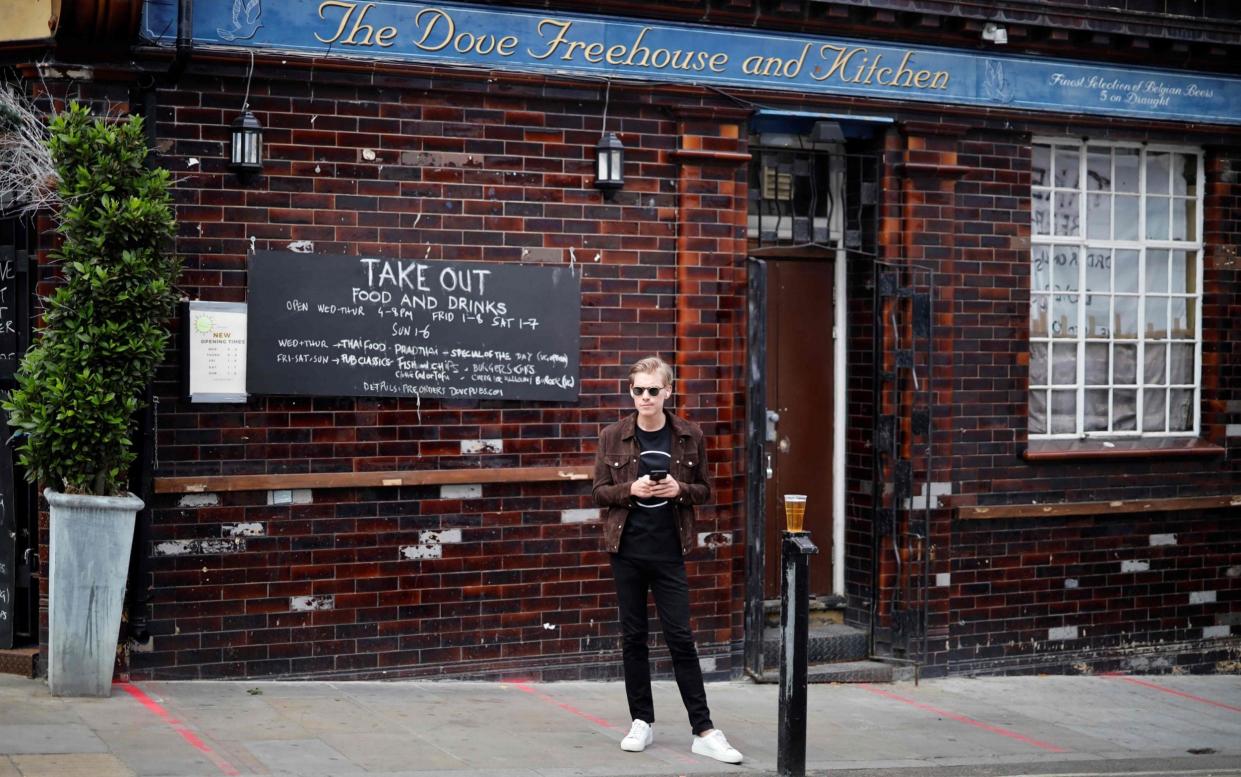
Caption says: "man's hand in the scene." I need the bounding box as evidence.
[630,474,682,500]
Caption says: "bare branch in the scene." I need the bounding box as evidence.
[0,84,58,215]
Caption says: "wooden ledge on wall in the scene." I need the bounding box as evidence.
[669,149,752,164]
[957,493,1241,520]
[153,465,594,494]
[1024,437,1225,461]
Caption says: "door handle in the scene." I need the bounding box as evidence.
[765,410,780,442]
[765,453,773,480]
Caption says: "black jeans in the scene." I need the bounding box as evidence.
[610,554,713,735]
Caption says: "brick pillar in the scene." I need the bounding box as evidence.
[668,106,751,656]
[1202,148,1240,451]
[882,121,969,667]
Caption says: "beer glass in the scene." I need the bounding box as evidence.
[783,494,807,533]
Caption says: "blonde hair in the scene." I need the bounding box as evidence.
[628,356,674,388]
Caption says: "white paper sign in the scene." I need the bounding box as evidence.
[187,301,247,402]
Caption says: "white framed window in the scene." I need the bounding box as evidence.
[1029,140,1203,438]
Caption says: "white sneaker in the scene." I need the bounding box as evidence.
[620,719,653,752]
[692,729,743,764]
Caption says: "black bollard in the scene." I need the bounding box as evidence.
[777,531,818,777]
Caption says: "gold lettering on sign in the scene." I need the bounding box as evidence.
[626,28,653,67]
[411,7,518,57]
[315,1,397,47]
[308,5,951,92]
[528,20,724,72]
[527,18,574,60]
[741,43,811,79]
[812,44,948,90]
[412,7,454,51]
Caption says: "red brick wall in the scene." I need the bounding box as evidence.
[123,66,750,679]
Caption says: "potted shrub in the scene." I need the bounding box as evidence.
[2,102,178,696]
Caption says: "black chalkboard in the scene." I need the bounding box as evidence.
[0,411,14,648]
[0,246,19,381]
[246,251,581,401]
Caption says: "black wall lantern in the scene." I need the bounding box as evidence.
[229,110,263,176]
[594,131,624,194]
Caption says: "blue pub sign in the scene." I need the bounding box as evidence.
[143,0,1241,125]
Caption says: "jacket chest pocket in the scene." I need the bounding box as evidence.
[672,442,698,482]
[603,450,637,482]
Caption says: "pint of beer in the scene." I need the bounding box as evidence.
[783,494,807,533]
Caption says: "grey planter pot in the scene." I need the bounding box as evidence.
[45,488,143,697]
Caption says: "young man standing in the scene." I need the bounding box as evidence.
[592,356,743,765]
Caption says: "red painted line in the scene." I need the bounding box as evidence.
[1104,674,1241,714]
[857,684,1067,753]
[510,681,620,730]
[116,682,242,776]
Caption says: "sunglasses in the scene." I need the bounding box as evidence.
[630,386,665,397]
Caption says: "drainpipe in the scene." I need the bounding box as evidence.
[126,0,190,646]
[124,85,160,645]
[170,0,193,81]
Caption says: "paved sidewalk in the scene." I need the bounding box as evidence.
[0,673,1239,776]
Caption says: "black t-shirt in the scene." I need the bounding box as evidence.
[618,422,682,560]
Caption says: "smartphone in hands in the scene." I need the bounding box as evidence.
[648,470,668,482]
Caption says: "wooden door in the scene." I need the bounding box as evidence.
[763,260,834,598]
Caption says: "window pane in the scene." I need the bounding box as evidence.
[1052,342,1078,384]
[1114,296,1139,339]
[1084,343,1109,385]
[1169,297,1191,338]
[1115,148,1140,192]
[1086,192,1110,239]
[1171,295,1191,335]
[1115,195,1139,240]
[1115,249,1139,293]
[1055,191,1080,236]
[1145,296,1168,338]
[1030,295,1050,338]
[1172,198,1195,241]
[1032,145,1050,187]
[1085,389,1109,432]
[1145,196,1169,240]
[1146,151,1170,194]
[1114,343,1138,384]
[1173,153,1197,197]
[1055,147,1079,188]
[1169,343,1194,385]
[1053,245,1079,281]
[1030,342,1048,385]
[1144,342,1166,384]
[1053,293,1077,338]
[1085,249,1110,293]
[1169,389,1193,431]
[1113,389,1137,431]
[1029,390,1047,435]
[1087,148,1111,190]
[1086,304,1110,338]
[1033,189,1051,235]
[1142,387,1166,432]
[1145,249,1169,292]
[1032,245,1051,292]
[1170,250,1195,294]
[1051,390,1076,434]
[1085,292,1109,338]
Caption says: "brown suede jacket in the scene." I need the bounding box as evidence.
[592,411,711,556]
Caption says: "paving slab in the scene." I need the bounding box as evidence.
[8,753,134,777]
[0,724,107,755]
